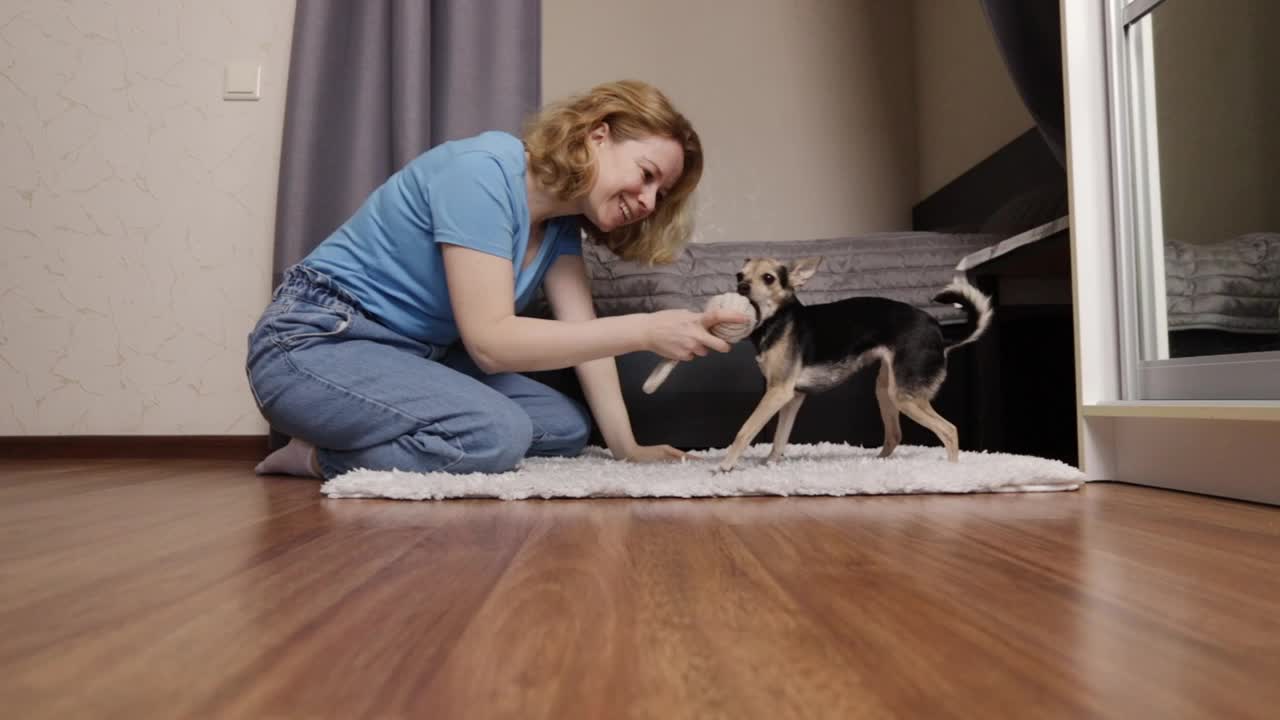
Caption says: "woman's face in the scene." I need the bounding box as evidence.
[580,123,684,233]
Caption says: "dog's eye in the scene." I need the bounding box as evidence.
[735,272,744,282]
[763,273,775,285]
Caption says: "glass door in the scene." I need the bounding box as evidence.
[1112,0,1280,399]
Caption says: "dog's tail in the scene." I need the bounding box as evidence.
[933,279,993,353]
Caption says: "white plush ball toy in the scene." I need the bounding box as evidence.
[642,292,759,394]
[704,292,756,342]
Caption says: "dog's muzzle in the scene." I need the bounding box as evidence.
[737,283,751,296]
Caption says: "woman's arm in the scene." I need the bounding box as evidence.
[540,253,684,461]
[443,244,738,374]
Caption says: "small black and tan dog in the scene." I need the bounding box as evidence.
[719,256,993,472]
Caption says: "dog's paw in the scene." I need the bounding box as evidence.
[716,459,737,473]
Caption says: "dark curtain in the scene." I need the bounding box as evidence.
[979,0,1067,166]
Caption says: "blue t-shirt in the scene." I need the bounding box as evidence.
[303,131,582,346]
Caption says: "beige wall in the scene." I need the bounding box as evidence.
[911,0,1033,200]
[543,0,919,243]
[0,0,293,435]
[1152,0,1280,242]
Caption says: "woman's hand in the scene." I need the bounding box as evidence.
[642,308,753,362]
[615,443,687,463]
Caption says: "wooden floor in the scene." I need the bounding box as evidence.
[1,460,1278,719]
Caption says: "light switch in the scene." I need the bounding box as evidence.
[223,62,261,101]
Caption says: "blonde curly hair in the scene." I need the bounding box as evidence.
[523,80,703,265]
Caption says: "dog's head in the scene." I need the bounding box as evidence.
[736,256,821,322]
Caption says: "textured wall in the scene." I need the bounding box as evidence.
[0,0,294,434]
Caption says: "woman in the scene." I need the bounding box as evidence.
[246,80,747,479]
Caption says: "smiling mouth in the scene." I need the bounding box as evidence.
[618,197,633,223]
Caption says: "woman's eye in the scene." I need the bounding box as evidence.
[763,274,775,285]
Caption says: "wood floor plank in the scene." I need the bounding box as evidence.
[738,495,1097,719]
[418,502,641,718]
[0,466,317,615]
[202,501,539,719]
[7,501,436,717]
[0,460,1277,720]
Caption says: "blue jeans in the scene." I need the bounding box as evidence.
[245,265,591,478]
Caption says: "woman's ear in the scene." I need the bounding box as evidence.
[589,122,610,145]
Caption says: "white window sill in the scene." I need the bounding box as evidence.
[1082,401,1280,422]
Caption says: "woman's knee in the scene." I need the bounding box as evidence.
[445,402,534,473]
[562,406,592,454]
[531,397,592,457]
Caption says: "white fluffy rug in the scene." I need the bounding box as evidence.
[320,443,1085,501]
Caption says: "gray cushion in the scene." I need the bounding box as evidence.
[579,232,1003,324]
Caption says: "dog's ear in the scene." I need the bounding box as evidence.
[789,257,821,288]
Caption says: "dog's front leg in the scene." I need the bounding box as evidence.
[719,386,796,472]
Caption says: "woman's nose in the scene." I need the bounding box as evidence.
[638,186,657,214]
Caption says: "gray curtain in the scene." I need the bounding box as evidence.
[979,0,1066,166]
[272,0,541,284]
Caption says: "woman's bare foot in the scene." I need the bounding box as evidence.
[254,437,321,478]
